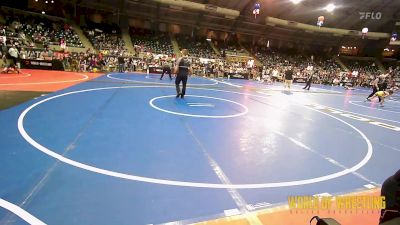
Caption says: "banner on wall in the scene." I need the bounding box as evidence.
[149,66,163,74]
[224,73,249,80]
[21,59,64,70]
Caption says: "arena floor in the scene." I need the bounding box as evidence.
[0,71,399,225]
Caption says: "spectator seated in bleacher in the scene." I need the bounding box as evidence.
[176,34,216,59]
[83,19,125,53]
[2,8,83,48]
[130,27,174,57]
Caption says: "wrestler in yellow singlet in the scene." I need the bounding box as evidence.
[367,90,394,107]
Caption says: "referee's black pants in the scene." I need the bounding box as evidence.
[175,75,188,96]
[303,80,312,90]
[368,86,378,98]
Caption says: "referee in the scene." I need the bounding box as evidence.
[367,76,379,99]
[174,49,191,98]
[303,71,314,91]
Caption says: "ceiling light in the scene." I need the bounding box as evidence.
[325,3,336,12]
[291,0,302,4]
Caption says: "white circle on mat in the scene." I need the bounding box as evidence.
[0,72,31,79]
[149,95,248,118]
[0,198,46,225]
[0,73,88,86]
[18,86,373,189]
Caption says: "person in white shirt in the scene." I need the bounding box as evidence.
[2,46,20,74]
[332,77,340,86]
[272,68,279,82]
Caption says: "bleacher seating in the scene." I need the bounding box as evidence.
[130,28,174,56]
[2,8,83,48]
[215,36,247,56]
[83,20,125,54]
[340,58,380,76]
[176,34,216,58]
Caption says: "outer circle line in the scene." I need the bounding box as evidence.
[0,73,88,86]
[18,85,373,189]
[0,198,46,225]
[0,72,31,79]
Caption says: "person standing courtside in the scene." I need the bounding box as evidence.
[174,49,191,98]
[303,71,315,90]
[118,53,125,73]
[284,66,293,91]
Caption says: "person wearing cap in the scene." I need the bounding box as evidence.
[118,53,125,73]
[303,70,315,91]
[174,49,191,98]
[367,75,380,100]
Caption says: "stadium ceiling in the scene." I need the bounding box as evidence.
[77,0,398,45]
[189,0,400,31]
